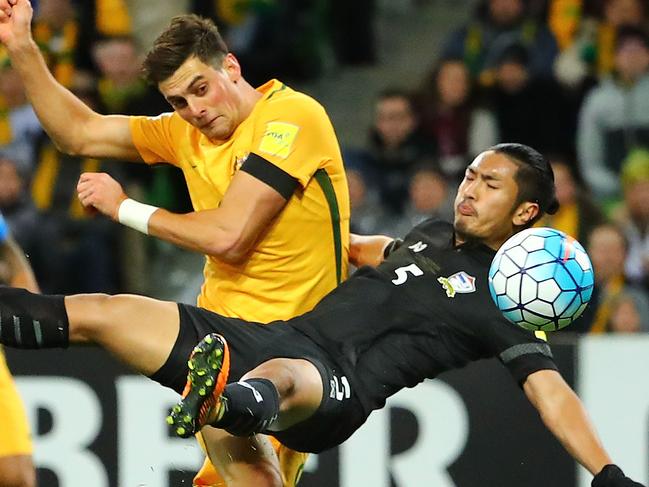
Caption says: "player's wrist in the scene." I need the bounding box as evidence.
[6,37,38,59]
[117,198,159,235]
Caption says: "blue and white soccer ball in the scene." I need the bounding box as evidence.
[488,227,594,331]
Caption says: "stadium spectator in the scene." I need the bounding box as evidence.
[547,0,584,51]
[489,43,573,155]
[555,0,648,89]
[365,88,436,213]
[346,166,391,236]
[441,0,559,82]
[391,164,454,237]
[535,156,606,243]
[608,291,649,333]
[94,0,131,38]
[0,64,42,174]
[585,223,649,333]
[417,58,498,181]
[577,26,649,200]
[32,0,94,86]
[0,155,41,263]
[613,149,649,289]
[92,35,166,116]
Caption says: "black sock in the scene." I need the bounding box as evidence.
[0,286,69,349]
[215,378,280,436]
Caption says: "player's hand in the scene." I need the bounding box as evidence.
[0,0,34,51]
[77,172,128,221]
[592,465,646,487]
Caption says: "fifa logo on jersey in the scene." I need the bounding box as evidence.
[437,271,476,298]
[330,375,351,401]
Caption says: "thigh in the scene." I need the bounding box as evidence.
[66,294,180,378]
[151,304,286,393]
[271,355,367,454]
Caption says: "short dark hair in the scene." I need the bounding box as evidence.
[490,143,559,227]
[615,25,649,52]
[142,14,228,85]
[376,87,413,105]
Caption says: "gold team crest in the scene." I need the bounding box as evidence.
[437,271,476,298]
[259,122,299,159]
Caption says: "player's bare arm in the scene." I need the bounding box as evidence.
[0,0,141,161]
[78,170,289,264]
[523,369,611,475]
[349,234,397,268]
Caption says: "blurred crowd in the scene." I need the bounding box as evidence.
[0,0,647,335]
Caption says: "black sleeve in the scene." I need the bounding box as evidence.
[486,317,559,385]
[240,153,299,200]
[499,341,559,385]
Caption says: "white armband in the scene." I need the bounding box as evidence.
[117,198,158,235]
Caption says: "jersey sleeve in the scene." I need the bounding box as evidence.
[129,113,180,165]
[249,96,334,188]
[486,319,559,385]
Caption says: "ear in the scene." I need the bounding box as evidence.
[222,53,242,82]
[512,201,539,227]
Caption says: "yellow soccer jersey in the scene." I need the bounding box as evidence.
[0,350,32,456]
[130,79,350,322]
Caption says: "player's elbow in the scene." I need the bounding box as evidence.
[205,232,253,265]
[51,136,83,156]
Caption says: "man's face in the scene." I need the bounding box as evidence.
[374,96,416,148]
[437,61,469,108]
[93,39,140,84]
[454,151,530,248]
[605,0,644,27]
[489,0,524,26]
[496,61,529,93]
[410,170,447,212]
[588,226,626,284]
[625,180,649,223]
[159,55,244,141]
[615,39,649,81]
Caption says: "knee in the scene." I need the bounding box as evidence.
[68,293,123,341]
[241,359,299,400]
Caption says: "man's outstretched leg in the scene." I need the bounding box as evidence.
[169,333,323,441]
[0,286,180,378]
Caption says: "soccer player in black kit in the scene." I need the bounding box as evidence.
[0,144,643,486]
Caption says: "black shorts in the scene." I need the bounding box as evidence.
[151,303,367,453]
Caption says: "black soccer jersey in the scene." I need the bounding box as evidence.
[291,219,558,417]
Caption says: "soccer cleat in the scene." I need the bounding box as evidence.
[167,333,230,438]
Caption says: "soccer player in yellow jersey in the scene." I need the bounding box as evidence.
[0,1,349,485]
[0,212,38,487]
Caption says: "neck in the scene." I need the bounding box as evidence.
[239,80,264,121]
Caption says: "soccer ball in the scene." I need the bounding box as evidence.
[488,227,594,331]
